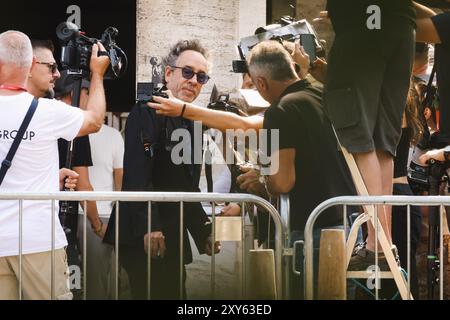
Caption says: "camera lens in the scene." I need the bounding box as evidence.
[56,22,79,42]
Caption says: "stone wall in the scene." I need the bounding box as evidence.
[296,0,334,57]
[137,0,266,107]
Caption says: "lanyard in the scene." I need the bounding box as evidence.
[0,84,27,92]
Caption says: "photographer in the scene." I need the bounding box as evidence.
[415,2,450,142]
[27,42,106,286]
[0,30,108,300]
[105,39,220,300]
[323,0,416,269]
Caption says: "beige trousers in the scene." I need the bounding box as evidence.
[0,249,72,300]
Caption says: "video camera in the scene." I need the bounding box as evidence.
[56,22,128,79]
[232,18,324,74]
[136,82,169,104]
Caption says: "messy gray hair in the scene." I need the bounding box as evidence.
[162,39,210,83]
[0,30,33,68]
[247,40,297,82]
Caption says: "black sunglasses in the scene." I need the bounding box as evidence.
[36,61,59,74]
[170,66,210,84]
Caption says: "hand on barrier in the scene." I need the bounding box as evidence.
[144,231,166,258]
[220,203,241,216]
[205,235,221,256]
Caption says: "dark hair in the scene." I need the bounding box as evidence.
[30,39,55,53]
[406,78,424,145]
[162,39,209,83]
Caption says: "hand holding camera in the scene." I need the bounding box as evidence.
[56,22,127,79]
[90,42,110,78]
[148,90,186,117]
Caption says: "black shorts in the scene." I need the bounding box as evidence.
[324,27,415,157]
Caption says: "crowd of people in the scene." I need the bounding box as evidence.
[0,0,449,300]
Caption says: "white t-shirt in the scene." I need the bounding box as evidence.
[86,124,124,217]
[0,92,84,257]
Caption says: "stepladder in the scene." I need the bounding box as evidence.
[341,147,414,300]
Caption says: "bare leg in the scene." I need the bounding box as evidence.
[353,151,393,252]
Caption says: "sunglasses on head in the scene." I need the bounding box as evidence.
[36,61,59,74]
[170,66,210,84]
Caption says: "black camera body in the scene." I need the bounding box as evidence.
[232,18,323,73]
[136,82,168,104]
[207,94,241,115]
[56,22,127,79]
[408,131,450,193]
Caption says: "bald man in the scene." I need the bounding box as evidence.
[0,30,109,300]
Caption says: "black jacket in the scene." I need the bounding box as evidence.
[104,103,210,264]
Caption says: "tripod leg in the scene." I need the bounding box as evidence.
[427,175,441,300]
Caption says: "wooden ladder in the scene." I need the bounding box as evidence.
[341,147,413,300]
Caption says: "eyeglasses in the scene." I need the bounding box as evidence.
[36,61,59,74]
[170,66,210,84]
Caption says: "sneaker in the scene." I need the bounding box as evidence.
[348,244,400,272]
[348,246,389,271]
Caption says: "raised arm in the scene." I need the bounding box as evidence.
[414,1,441,43]
[77,43,110,137]
[149,94,264,131]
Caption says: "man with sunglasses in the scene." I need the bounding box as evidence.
[0,30,109,300]
[105,39,219,300]
[27,40,60,99]
[27,40,106,297]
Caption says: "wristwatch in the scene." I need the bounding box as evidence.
[443,145,450,163]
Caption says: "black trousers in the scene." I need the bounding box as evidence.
[119,244,186,300]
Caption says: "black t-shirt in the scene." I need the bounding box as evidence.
[431,12,450,140]
[327,0,415,34]
[58,135,92,169]
[263,80,357,231]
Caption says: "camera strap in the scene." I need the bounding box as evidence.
[139,105,166,158]
[0,98,39,186]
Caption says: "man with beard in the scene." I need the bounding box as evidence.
[27,40,105,278]
[0,30,108,299]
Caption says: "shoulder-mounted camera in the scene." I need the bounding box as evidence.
[56,22,128,79]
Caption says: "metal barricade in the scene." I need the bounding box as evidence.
[0,191,286,300]
[304,195,450,300]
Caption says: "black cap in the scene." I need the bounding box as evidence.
[54,70,90,98]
